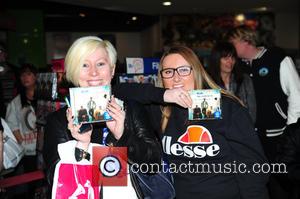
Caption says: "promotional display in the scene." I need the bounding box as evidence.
[126,57,159,74]
[121,57,159,86]
[36,73,58,101]
[118,74,158,86]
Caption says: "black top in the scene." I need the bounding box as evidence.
[114,83,269,199]
[162,97,268,199]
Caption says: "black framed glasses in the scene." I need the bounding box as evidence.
[160,66,193,79]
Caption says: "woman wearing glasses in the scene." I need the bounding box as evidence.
[114,45,269,199]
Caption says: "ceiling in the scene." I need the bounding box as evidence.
[3,0,299,32]
[44,0,299,15]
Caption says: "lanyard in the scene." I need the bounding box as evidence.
[102,127,109,145]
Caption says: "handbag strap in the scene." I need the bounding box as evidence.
[129,166,144,199]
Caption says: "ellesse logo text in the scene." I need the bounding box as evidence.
[162,125,220,158]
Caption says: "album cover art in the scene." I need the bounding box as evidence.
[69,86,112,124]
[188,89,222,120]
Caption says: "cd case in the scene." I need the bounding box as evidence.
[69,86,112,124]
[188,89,222,120]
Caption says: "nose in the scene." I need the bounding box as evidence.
[227,58,233,64]
[89,65,99,76]
[173,71,181,82]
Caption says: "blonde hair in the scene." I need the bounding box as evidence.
[227,26,258,46]
[158,45,242,132]
[65,36,117,86]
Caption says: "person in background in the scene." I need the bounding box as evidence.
[6,64,38,157]
[0,42,19,117]
[227,25,300,199]
[115,45,269,199]
[5,63,40,198]
[43,36,161,198]
[207,41,256,123]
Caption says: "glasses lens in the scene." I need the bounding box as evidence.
[161,69,174,78]
[161,66,192,78]
[177,66,191,76]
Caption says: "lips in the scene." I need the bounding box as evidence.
[87,80,103,86]
[173,84,183,88]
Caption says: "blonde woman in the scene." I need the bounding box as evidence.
[43,36,161,198]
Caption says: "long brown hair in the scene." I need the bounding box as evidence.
[207,41,244,94]
[158,45,242,132]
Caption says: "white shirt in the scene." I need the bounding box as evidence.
[279,56,300,124]
[5,95,37,155]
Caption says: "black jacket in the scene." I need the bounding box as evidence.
[43,100,162,187]
[277,119,300,199]
[240,47,287,133]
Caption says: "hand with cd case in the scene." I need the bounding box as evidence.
[66,107,92,148]
[65,97,92,146]
[79,123,92,134]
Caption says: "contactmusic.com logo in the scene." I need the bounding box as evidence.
[162,125,220,158]
[92,147,128,186]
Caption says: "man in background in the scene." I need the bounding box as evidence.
[227,25,300,199]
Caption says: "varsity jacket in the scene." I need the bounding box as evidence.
[240,47,300,137]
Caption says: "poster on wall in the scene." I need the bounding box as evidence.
[143,58,159,74]
[126,58,144,74]
[126,57,159,74]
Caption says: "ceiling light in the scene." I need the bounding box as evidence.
[132,16,137,21]
[79,13,86,17]
[162,1,172,6]
[256,7,268,11]
[235,14,245,22]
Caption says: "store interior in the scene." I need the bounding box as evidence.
[0,0,299,72]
